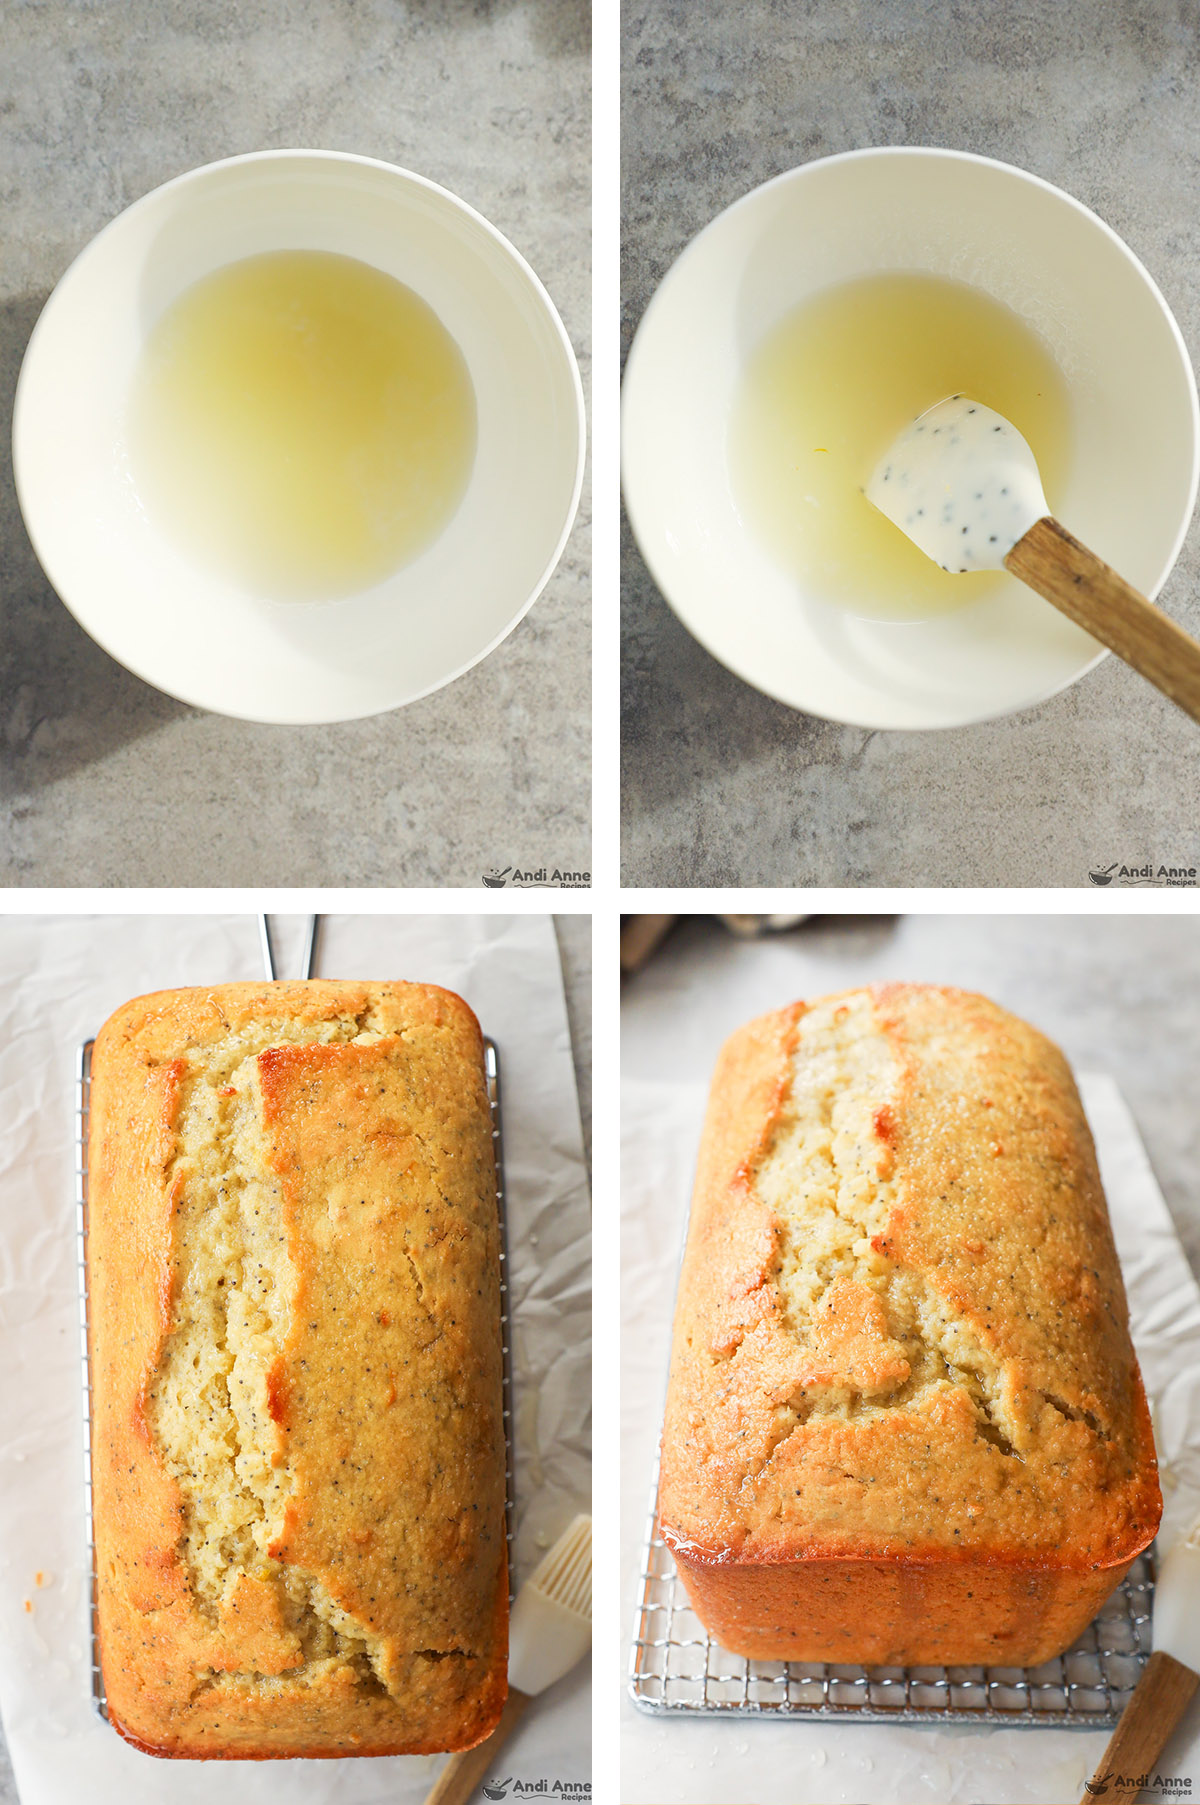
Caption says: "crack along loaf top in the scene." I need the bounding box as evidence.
[660,984,1160,1573]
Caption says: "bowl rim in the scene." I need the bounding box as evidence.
[621,143,1200,731]
[13,147,587,726]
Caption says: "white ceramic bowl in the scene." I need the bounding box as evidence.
[14,151,585,724]
[622,147,1199,730]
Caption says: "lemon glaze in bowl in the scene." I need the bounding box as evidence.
[622,146,1199,730]
[14,150,585,725]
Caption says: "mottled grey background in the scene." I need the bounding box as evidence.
[622,0,1200,888]
[1,0,589,888]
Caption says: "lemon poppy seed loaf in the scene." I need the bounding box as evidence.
[87,980,507,1758]
[660,984,1159,1667]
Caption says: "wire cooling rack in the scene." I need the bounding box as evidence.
[630,1451,1153,1729]
[485,1035,520,1616]
[74,1040,105,1721]
[76,1029,516,1724]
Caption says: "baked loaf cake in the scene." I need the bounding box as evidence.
[87,980,507,1758]
[660,984,1160,1667]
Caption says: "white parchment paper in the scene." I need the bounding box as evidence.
[622,1068,1200,1805]
[0,913,590,1805]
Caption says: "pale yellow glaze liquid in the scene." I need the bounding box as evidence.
[129,251,476,601]
[728,272,1071,621]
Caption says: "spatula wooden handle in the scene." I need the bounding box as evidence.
[423,1688,534,1805]
[1080,1650,1200,1803]
[1006,517,1200,726]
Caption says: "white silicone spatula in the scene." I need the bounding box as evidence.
[866,395,1200,725]
[423,1514,592,1805]
[1080,1526,1200,1803]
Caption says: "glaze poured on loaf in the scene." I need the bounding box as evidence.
[660,985,1160,1666]
[88,981,507,1758]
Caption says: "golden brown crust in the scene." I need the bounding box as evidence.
[672,1553,1137,1669]
[89,981,507,1758]
[660,984,1160,1666]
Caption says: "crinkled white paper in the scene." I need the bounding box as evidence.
[622,1068,1200,1805]
[0,913,590,1805]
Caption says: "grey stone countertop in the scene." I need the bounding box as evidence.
[1,0,589,888]
[0,913,590,1801]
[622,0,1200,888]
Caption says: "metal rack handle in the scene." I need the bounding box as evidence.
[258,915,320,982]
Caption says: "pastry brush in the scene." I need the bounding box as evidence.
[1081,1522,1200,1802]
[424,1514,592,1805]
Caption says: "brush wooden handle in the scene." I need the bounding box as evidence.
[424,1688,534,1805]
[1080,1650,1200,1802]
[1006,517,1200,726]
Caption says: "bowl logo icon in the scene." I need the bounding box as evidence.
[483,867,512,889]
[1089,863,1119,886]
[482,1781,512,1801]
